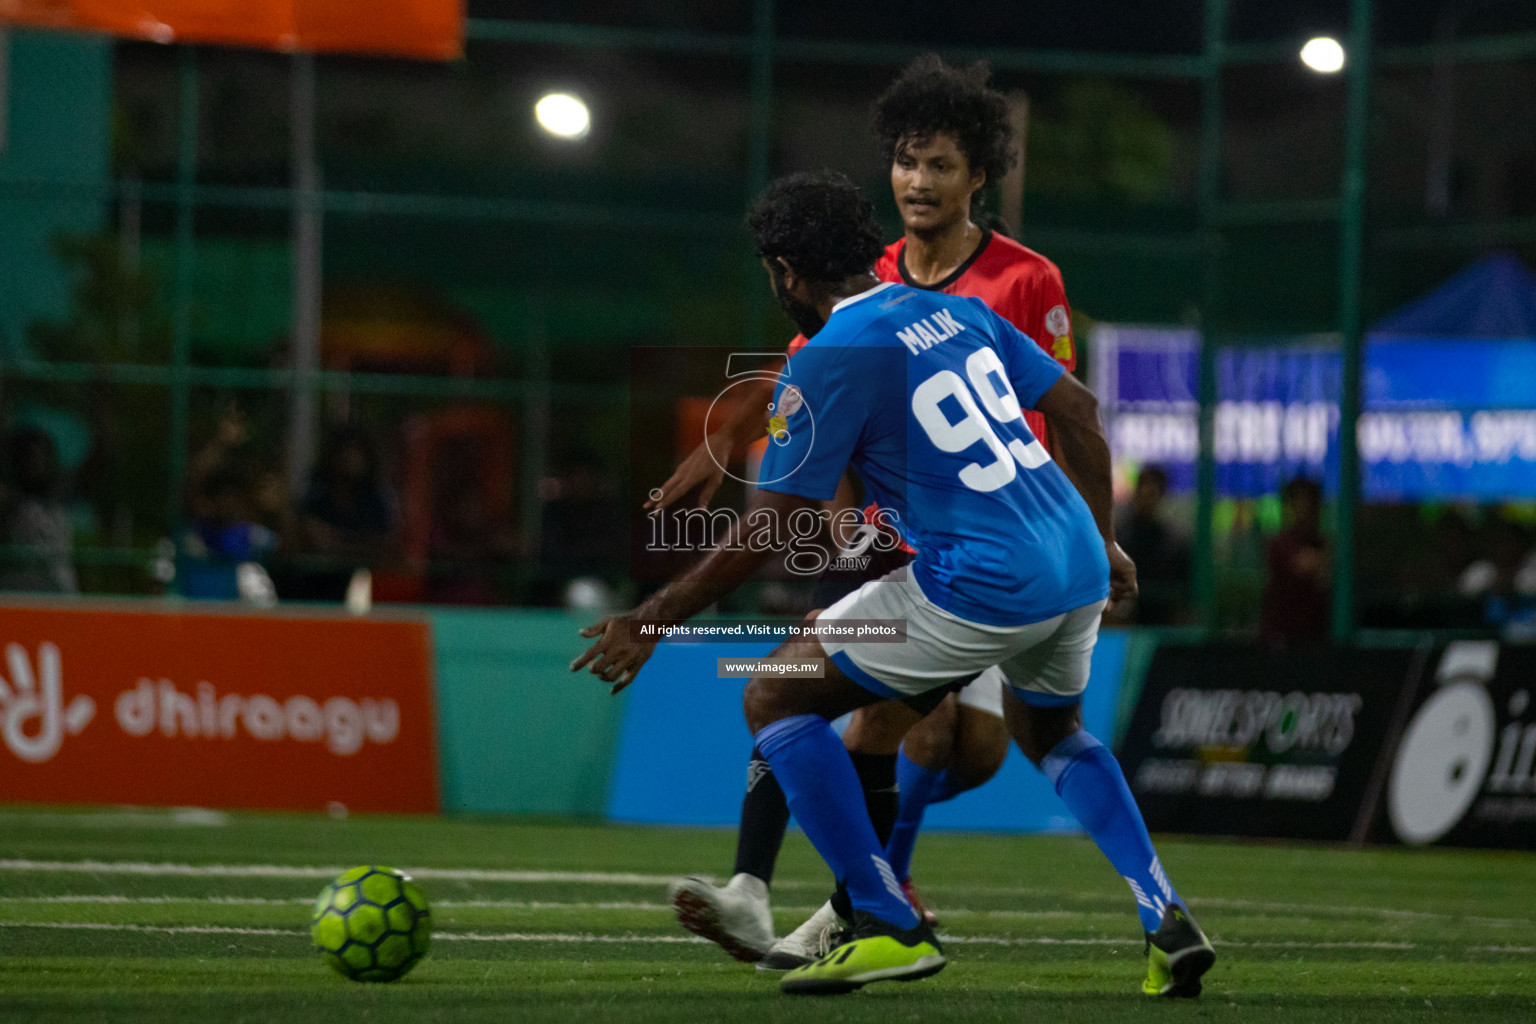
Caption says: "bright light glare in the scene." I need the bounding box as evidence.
[535,93,591,140]
[1300,37,1346,73]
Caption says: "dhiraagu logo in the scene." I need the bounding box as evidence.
[0,642,97,764]
[0,638,402,764]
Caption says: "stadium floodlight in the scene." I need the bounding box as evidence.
[535,93,591,140]
[1300,37,1346,74]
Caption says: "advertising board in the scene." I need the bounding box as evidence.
[1117,644,1413,841]
[0,604,438,813]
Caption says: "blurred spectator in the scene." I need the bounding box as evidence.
[189,403,293,546]
[1460,513,1536,638]
[290,425,399,600]
[423,449,516,605]
[1260,476,1330,646]
[1109,465,1189,624]
[1361,507,1484,629]
[1213,497,1268,632]
[179,463,278,601]
[0,383,113,593]
[1458,514,1531,598]
[1428,510,1478,596]
[1424,509,1486,627]
[0,428,79,593]
[535,464,626,605]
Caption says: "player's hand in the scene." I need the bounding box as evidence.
[643,433,731,511]
[1106,541,1138,608]
[571,614,656,695]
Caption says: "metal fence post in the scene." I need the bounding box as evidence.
[742,0,774,348]
[1333,0,1374,642]
[287,53,322,500]
[1193,0,1228,631]
[165,47,198,556]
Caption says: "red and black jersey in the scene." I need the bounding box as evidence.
[789,228,1075,445]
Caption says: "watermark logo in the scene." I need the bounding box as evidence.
[702,352,816,488]
[0,642,96,764]
[647,502,904,577]
[634,345,912,580]
[1388,641,1499,845]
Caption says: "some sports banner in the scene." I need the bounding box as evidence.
[0,603,438,813]
[0,0,463,61]
[1118,641,1536,850]
[1116,644,1410,841]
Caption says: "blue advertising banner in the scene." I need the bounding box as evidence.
[1092,326,1536,501]
[1214,345,1339,497]
[605,631,1129,834]
[1365,336,1536,409]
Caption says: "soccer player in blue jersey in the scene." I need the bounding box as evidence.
[659,57,1068,963]
[573,171,1214,996]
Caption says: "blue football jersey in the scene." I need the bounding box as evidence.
[758,282,1109,626]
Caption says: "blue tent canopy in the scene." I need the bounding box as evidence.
[1095,253,1536,500]
[1371,252,1536,338]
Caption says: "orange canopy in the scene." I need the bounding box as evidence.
[0,0,462,61]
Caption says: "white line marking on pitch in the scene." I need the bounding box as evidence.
[0,896,1489,934]
[0,895,1096,920]
[0,921,1506,954]
[0,810,228,829]
[0,921,711,943]
[0,896,307,907]
[0,922,294,937]
[3,860,1529,929]
[0,861,675,885]
[0,896,684,912]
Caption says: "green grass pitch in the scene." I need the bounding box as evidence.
[1,807,1533,1023]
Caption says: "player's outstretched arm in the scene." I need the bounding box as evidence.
[1034,373,1138,607]
[643,375,778,511]
[573,486,818,692]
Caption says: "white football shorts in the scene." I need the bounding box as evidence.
[957,667,1008,719]
[818,569,1105,709]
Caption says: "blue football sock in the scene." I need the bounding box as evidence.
[884,751,946,880]
[932,768,967,805]
[756,715,918,928]
[1042,730,1181,933]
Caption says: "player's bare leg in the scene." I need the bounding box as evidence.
[841,699,921,755]
[1002,690,1214,997]
[901,694,1009,795]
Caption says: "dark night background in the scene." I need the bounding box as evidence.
[11,2,1536,610]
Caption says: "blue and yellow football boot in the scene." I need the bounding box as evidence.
[780,910,945,995]
[1142,904,1215,998]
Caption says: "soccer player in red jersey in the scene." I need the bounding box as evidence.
[649,56,1210,996]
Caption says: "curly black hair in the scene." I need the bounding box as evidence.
[871,54,1016,188]
[747,170,885,284]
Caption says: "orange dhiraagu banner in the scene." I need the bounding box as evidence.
[0,605,439,813]
[0,0,462,61]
